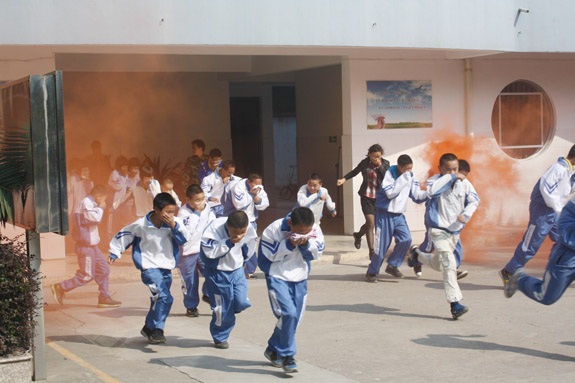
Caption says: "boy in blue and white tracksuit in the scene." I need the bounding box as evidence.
[109,193,191,344]
[53,185,120,308]
[366,155,427,280]
[501,149,575,282]
[408,153,479,319]
[505,193,575,304]
[177,184,216,317]
[295,172,336,225]
[229,173,270,276]
[199,211,258,348]
[201,160,239,217]
[258,207,324,373]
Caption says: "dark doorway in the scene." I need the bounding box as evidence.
[229,97,263,177]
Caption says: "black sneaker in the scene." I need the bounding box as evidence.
[264,347,282,368]
[365,272,377,283]
[51,283,65,305]
[414,264,422,278]
[504,267,526,298]
[186,308,199,317]
[149,328,166,344]
[499,268,512,286]
[97,297,121,308]
[202,295,211,305]
[385,265,404,278]
[214,341,229,349]
[282,356,298,373]
[353,232,361,249]
[140,325,153,342]
[457,270,468,280]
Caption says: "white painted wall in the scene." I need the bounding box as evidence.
[342,59,466,234]
[3,1,575,52]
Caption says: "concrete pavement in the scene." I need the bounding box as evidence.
[40,234,575,382]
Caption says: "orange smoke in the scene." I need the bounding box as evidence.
[419,129,542,265]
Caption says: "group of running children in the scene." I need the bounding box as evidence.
[51,142,575,374]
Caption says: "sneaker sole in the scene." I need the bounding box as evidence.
[186,313,200,318]
[282,366,298,373]
[149,338,166,344]
[452,307,469,320]
[97,303,121,308]
[51,285,63,305]
[457,271,468,280]
[214,342,229,349]
[385,271,404,279]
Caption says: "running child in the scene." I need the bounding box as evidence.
[258,207,324,373]
[407,153,479,319]
[199,211,258,349]
[177,184,215,317]
[162,178,182,207]
[201,160,239,217]
[52,185,121,308]
[108,192,191,344]
[500,145,575,284]
[366,154,427,281]
[295,172,336,225]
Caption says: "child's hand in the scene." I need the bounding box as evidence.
[209,197,220,203]
[99,201,107,209]
[223,176,231,184]
[253,195,261,204]
[331,211,337,218]
[108,256,116,264]
[161,212,176,228]
[320,194,327,201]
[457,215,467,223]
[290,237,308,247]
[456,173,466,181]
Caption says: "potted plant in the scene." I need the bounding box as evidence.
[0,233,40,383]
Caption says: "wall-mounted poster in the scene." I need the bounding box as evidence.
[367,80,432,129]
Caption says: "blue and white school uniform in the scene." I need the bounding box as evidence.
[296,185,336,224]
[505,157,575,273]
[518,194,575,304]
[199,217,258,343]
[62,196,111,299]
[258,217,324,358]
[178,203,215,310]
[367,166,427,274]
[417,173,479,303]
[109,213,191,330]
[201,171,240,217]
[230,179,270,274]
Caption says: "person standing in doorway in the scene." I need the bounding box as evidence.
[182,139,209,187]
[337,144,390,259]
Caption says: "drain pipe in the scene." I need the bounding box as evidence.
[464,58,472,136]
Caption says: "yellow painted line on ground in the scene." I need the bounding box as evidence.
[46,338,121,383]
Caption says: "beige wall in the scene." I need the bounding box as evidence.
[63,72,232,169]
[295,65,343,211]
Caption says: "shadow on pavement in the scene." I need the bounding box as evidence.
[412,334,575,362]
[560,341,575,347]
[48,334,213,353]
[306,303,449,321]
[149,355,291,378]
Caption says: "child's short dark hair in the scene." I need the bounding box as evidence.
[186,184,203,198]
[209,148,222,158]
[368,144,384,155]
[290,207,315,227]
[192,139,206,151]
[162,178,174,185]
[153,192,177,210]
[458,159,471,173]
[91,184,107,197]
[439,153,458,166]
[248,173,262,182]
[308,173,322,183]
[397,154,413,167]
[140,165,154,178]
[222,160,235,170]
[567,144,575,159]
[227,211,249,229]
[114,156,128,170]
[128,157,140,169]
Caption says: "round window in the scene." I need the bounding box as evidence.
[491,80,555,159]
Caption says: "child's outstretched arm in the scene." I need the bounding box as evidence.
[108,223,138,263]
[409,176,428,204]
[297,185,319,207]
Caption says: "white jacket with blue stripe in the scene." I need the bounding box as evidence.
[178,203,216,255]
[425,174,480,234]
[230,179,269,222]
[108,212,191,270]
[258,217,324,282]
[296,185,336,224]
[375,165,428,213]
[530,157,575,215]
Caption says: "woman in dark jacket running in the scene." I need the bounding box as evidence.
[337,144,390,259]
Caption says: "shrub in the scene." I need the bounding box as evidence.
[0,234,41,357]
